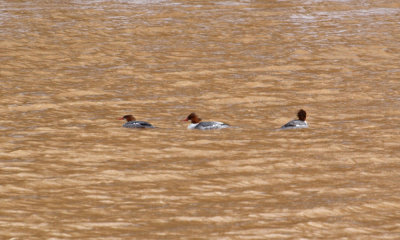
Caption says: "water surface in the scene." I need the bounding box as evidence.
[1,0,399,239]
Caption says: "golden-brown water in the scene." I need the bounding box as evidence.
[1,0,399,239]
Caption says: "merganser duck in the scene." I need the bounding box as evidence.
[281,109,308,129]
[183,113,230,130]
[120,115,155,128]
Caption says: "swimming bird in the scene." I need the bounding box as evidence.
[183,113,230,130]
[281,109,308,129]
[119,115,155,128]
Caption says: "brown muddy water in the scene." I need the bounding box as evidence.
[1,0,400,239]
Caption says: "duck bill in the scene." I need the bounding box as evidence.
[181,118,189,122]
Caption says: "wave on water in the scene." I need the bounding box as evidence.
[73,0,171,4]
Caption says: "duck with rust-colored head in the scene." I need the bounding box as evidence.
[281,109,308,129]
[119,115,155,128]
[183,113,230,130]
